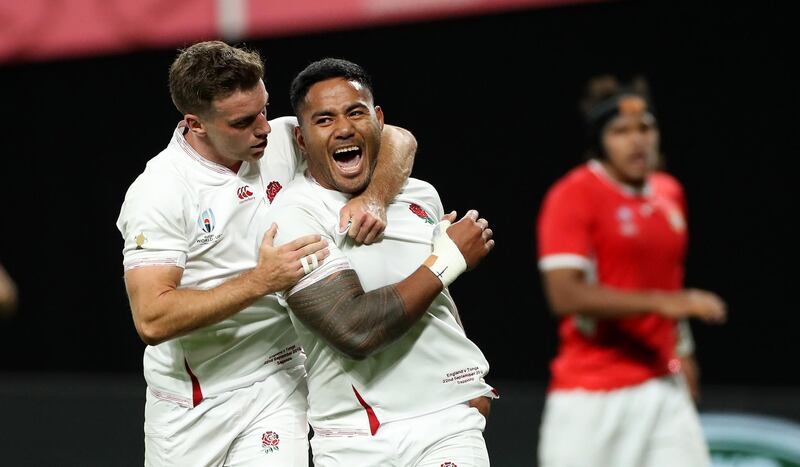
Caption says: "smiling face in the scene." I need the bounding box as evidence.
[294,77,384,193]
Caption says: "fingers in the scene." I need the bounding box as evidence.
[280,233,324,253]
[352,215,382,244]
[296,239,329,258]
[348,214,364,242]
[442,210,457,223]
[483,227,495,252]
[338,206,352,232]
[341,197,386,244]
[297,248,331,274]
[344,207,386,244]
[260,223,278,248]
[362,221,385,245]
[687,289,727,324]
[463,209,479,222]
[699,291,726,322]
[703,302,727,324]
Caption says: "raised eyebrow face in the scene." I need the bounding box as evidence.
[309,102,370,121]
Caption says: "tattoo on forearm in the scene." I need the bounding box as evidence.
[287,270,410,359]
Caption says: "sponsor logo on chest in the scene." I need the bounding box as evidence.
[236,185,255,203]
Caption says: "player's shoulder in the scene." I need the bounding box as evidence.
[260,115,303,176]
[650,170,684,192]
[397,177,443,215]
[265,116,298,146]
[268,115,298,131]
[121,147,192,215]
[401,177,440,200]
[262,177,338,243]
[266,176,342,229]
[269,175,317,209]
[545,163,595,201]
[131,152,189,193]
[649,171,685,205]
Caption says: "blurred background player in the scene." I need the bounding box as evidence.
[535,74,727,467]
[0,262,18,316]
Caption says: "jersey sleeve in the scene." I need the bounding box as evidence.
[536,179,594,272]
[116,173,190,271]
[260,202,352,304]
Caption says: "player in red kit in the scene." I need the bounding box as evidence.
[536,75,727,467]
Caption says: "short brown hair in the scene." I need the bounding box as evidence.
[169,41,264,116]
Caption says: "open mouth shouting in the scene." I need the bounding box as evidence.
[332,145,363,176]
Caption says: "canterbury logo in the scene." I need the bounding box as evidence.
[237,186,254,199]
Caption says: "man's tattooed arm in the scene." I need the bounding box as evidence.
[286,268,442,360]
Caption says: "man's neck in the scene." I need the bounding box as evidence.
[184,130,242,173]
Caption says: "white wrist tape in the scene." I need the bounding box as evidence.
[425,220,467,287]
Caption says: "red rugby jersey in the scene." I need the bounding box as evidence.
[537,161,688,391]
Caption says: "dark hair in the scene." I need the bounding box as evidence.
[169,41,264,116]
[580,75,653,120]
[580,74,657,160]
[290,58,374,117]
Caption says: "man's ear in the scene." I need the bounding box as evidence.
[374,105,384,130]
[185,113,207,136]
[293,125,307,155]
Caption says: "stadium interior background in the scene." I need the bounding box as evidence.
[1,1,797,465]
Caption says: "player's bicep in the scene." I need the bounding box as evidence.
[287,267,411,358]
[541,268,587,315]
[124,266,183,323]
[287,269,363,322]
[286,270,373,356]
[542,268,586,291]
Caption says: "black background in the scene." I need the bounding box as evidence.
[0,1,796,389]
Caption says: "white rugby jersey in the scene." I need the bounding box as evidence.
[116,117,306,407]
[262,175,494,434]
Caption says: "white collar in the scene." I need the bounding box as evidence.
[587,160,651,198]
[173,122,248,176]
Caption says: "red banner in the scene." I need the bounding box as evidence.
[0,0,596,64]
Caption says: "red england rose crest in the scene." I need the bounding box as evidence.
[409,203,435,224]
[266,181,282,203]
[261,431,280,454]
[441,463,458,467]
